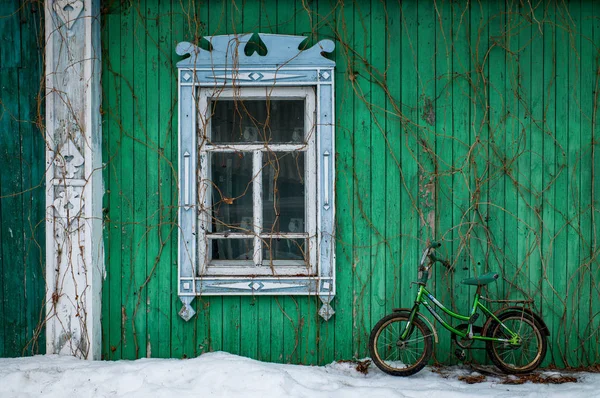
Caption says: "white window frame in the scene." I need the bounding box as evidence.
[176,34,336,321]
[197,87,317,277]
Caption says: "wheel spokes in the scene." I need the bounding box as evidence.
[493,317,541,369]
[376,320,428,369]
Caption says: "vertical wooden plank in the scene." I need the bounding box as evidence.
[470,0,490,290]
[260,0,276,34]
[486,0,506,313]
[472,2,490,363]
[0,0,21,67]
[131,0,149,359]
[0,151,3,357]
[468,0,490,366]
[296,0,314,46]
[578,0,593,367]
[384,0,401,318]
[553,0,569,368]
[146,0,161,358]
[104,2,123,360]
[566,0,581,367]
[369,0,387,343]
[417,0,440,359]
[239,297,258,359]
[450,0,470,363]
[332,0,354,362]
[592,0,600,363]
[0,88,4,357]
[100,2,111,360]
[452,0,471,313]
[0,0,25,356]
[20,4,45,355]
[399,0,419,323]
[516,0,532,308]
[416,0,436,249]
[18,7,33,356]
[481,1,502,366]
[282,297,299,363]
[269,296,283,362]
[503,0,519,307]
[155,0,175,359]
[352,0,371,359]
[120,1,136,360]
[434,0,452,273]
[541,0,556,367]
[529,0,544,332]
[0,67,25,357]
[0,0,16,357]
[434,0,455,363]
[256,294,271,362]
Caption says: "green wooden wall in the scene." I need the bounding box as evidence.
[0,0,46,357]
[101,0,600,367]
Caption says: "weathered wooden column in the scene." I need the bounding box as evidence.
[45,0,103,359]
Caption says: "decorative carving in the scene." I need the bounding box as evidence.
[214,281,307,291]
[207,71,304,82]
[318,296,335,321]
[176,34,335,68]
[53,186,84,221]
[179,297,196,321]
[53,0,84,30]
[54,139,84,179]
[177,34,336,322]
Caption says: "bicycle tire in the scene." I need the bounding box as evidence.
[369,312,433,376]
[485,310,547,374]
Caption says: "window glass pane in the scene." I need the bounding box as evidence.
[262,238,306,262]
[210,152,254,233]
[262,152,305,233]
[210,100,305,143]
[210,239,254,261]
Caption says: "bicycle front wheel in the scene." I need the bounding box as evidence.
[485,311,547,374]
[369,312,433,376]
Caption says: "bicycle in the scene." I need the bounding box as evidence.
[368,242,549,376]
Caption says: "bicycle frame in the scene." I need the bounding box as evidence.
[401,285,519,344]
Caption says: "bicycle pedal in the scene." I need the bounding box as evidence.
[454,349,466,361]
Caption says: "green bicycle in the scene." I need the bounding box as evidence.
[369,242,549,376]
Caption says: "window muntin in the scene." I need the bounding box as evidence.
[197,87,317,277]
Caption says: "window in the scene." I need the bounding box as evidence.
[197,87,317,277]
[176,34,335,320]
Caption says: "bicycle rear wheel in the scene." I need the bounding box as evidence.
[369,312,433,376]
[485,311,547,374]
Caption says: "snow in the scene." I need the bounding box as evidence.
[0,352,598,398]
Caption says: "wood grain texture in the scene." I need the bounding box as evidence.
[96,0,600,367]
[0,0,45,358]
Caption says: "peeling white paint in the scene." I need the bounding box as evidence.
[45,0,103,360]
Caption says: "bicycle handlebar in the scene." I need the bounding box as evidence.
[429,253,452,271]
[422,242,452,270]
